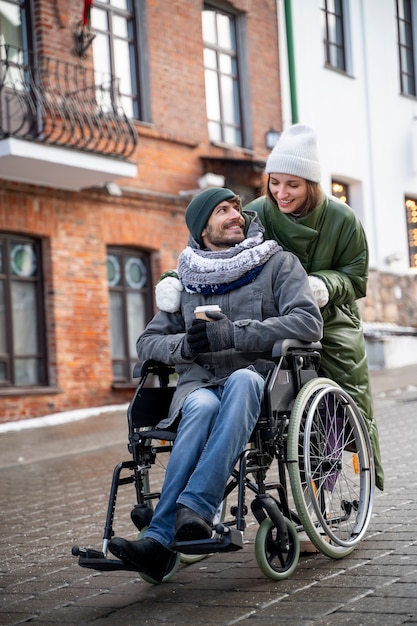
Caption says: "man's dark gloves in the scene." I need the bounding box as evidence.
[182,312,235,357]
[186,319,210,353]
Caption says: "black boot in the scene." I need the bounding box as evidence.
[108,537,176,583]
[174,505,212,541]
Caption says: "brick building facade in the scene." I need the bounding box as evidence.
[0,0,281,422]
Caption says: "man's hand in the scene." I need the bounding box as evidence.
[200,311,235,352]
[182,313,235,356]
[182,319,210,357]
[187,319,211,353]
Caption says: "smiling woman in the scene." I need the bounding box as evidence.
[268,174,309,216]
[245,123,384,491]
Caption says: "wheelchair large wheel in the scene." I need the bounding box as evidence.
[255,516,299,580]
[287,378,374,559]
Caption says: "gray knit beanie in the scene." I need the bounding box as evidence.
[266,124,321,182]
[185,187,236,247]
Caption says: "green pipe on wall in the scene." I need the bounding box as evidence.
[284,0,298,124]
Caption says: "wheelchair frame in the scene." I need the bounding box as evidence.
[73,339,375,582]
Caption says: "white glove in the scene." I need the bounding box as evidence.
[308,275,329,308]
[155,275,183,312]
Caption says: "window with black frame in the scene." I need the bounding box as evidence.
[202,4,244,147]
[0,0,30,56]
[90,0,142,120]
[0,0,34,135]
[0,235,47,387]
[396,0,416,97]
[107,248,152,382]
[321,0,347,72]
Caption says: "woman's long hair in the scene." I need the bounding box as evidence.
[266,175,322,217]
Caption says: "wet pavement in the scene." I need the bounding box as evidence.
[0,364,417,625]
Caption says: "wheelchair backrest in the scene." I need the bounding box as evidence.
[128,385,176,429]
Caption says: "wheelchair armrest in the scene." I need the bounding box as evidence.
[271,339,322,360]
[133,342,322,376]
[132,359,175,379]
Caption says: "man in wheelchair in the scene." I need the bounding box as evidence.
[108,187,323,582]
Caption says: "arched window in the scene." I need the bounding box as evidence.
[107,247,152,381]
[0,234,46,386]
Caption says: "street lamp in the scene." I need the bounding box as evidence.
[265,128,280,150]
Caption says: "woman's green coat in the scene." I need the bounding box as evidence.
[245,194,384,490]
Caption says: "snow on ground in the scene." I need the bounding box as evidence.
[0,404,129,434]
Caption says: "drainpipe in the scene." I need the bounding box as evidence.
[283,0,298,124]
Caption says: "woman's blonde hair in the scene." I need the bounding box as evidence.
[266,176,322,217]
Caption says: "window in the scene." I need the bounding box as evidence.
[107,248,152,381]
[202,4,244,147]
[396,0,416,96]
[321,0,347,72]
[91,0,143,119]
[0,0,29,52]
[0,235,47,386]
[0,0,31,86]
[0,0,35,136]
[332,180,349,204]
[405,197,417,269]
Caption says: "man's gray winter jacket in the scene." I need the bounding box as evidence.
[137,215,322,427]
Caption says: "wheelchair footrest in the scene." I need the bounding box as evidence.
[72,546,139,572]
[170,527,243,555]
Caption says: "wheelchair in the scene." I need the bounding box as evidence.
[72,339,375,583]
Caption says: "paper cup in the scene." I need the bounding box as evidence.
[194,305,221,321]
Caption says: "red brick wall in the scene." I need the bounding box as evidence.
[0,186,189,421]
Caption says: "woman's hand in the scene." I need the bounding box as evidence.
[155,271,183,312]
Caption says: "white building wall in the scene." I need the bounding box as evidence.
[277,0,417,275]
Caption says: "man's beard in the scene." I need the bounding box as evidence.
[204,222,245,249]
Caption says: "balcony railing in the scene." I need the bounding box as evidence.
[0,45,138,159]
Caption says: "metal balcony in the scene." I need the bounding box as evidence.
[0,46,138,190]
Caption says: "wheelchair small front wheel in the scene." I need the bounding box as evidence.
[179,552,207,565]
[255,517,299,580]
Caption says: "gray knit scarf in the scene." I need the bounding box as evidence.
[178,227,279,295]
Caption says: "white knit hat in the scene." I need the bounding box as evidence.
[266,124,321,182]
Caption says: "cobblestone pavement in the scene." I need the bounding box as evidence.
[1,366,417,625]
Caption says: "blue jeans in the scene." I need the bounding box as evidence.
[144,368,265,547]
